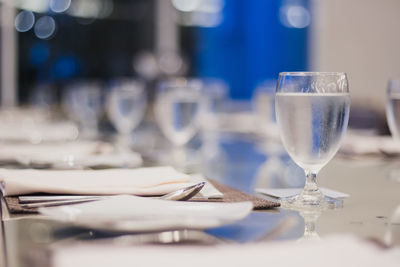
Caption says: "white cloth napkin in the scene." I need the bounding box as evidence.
[39,195,253,232]
[0,166,196,196]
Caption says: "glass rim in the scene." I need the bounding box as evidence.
[279,72,346,76]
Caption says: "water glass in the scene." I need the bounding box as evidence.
[63,81,104,139]
[106,79,147,139]
[154,78,203,167]
[275,72,350,209]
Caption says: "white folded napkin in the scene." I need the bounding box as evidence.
[0,166,195,196]
[39,195,253,232]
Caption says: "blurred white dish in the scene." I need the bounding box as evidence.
[39,195,253,232]
[0,120,79,144]
[0,141,142,169]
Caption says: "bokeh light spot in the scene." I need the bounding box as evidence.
[29,42,50,66]
[49,0,71,13]
[34,16,57,39]
[15,11,35,32]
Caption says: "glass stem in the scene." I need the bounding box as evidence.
[299,170,323,203]
[304,170,318,193]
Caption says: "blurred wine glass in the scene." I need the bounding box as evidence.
[199,78,229,177]
[386,79,400,142]
[253,80,279,140]
[106,79,147,149]
[386,78,400,181]
[154,78,203,168]
[63,80,104,139]
[29,82,58,118]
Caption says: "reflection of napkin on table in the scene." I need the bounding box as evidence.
[0,166,195,196]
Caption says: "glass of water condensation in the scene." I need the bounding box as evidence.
[275,72,350,209]
[155,78,203,167]
[106,79,147,148]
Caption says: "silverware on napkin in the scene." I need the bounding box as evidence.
[18,182,205,208]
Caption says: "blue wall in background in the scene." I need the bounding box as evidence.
[194,0,309,99]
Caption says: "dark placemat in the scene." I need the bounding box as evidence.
[4,196,39,214]
[3,180,279,214]
[194,179,280,210]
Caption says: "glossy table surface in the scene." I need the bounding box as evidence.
[1,134,400,267]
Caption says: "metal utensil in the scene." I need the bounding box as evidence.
[19,182,205,209]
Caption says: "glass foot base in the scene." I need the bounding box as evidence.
[280,194,343,211]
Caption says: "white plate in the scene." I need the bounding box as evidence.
[26,152,143,169]
[0,141,142,169]
[39,195,253,232]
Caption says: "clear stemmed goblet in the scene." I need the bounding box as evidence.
[275,72,350,209]
[154,78,203,168]
[63,80,104,139]
[106,79,147,150]
[385,79,400,181]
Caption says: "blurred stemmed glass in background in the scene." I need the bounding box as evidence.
[63,80,104,139]
[253,80,290,189]
[253,80,279,141]
[28,82,58,120]
[199,78,228,177]
[154,78,203,170]
[385,204,400,246]
[106,79,147,152]
[385,78,400,181]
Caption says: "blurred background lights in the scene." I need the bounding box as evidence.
[173,0,225,27]
[172,0,200,12]
[18,0,49,13]
[34,16,57,40]
[29,42,50,66]
[14,11,35,32]
[49,0,71,13]
[280,5,311,29]
[67,0,113,19]
[195,0,224,13]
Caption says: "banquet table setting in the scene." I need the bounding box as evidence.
[1,78,400,267]
[4,0,400,266]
